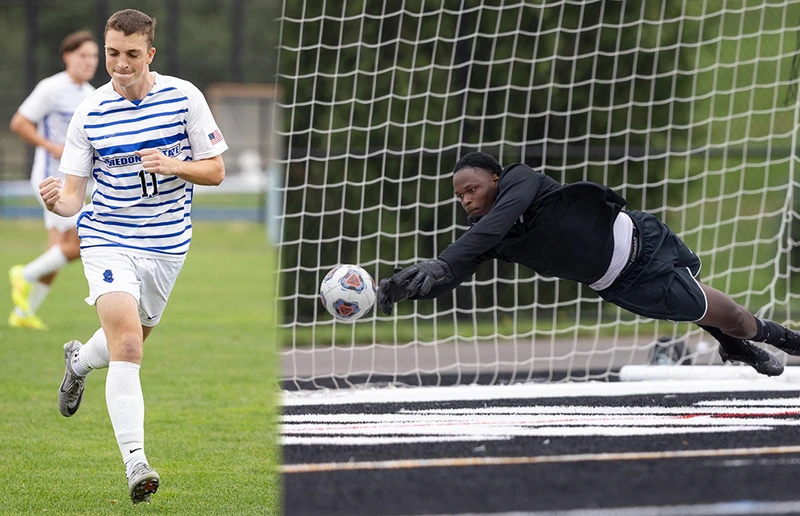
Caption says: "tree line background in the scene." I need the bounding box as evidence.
[1,0,799,325]
[277,0,800,324]
[0,0,281,182]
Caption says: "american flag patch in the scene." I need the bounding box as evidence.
[208,129,224,145]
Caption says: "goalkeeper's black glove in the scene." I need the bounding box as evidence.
[392,259,453,298]
[377,276,410,316]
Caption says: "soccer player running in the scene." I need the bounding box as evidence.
[39,9,227,504]
[377,152,800,376]
[9,30,98,330]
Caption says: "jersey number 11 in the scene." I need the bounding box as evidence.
[138,170,159,197]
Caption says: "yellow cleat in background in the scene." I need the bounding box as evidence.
[9,265,31,314]
[8,311,48,331]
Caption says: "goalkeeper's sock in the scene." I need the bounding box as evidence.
[751,318,800,355]
[106,361,148,477]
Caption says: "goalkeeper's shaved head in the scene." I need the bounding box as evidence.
[453,152,503,176]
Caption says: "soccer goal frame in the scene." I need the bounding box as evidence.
[274,0,800,389]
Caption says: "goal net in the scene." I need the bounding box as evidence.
[275,0,800,389]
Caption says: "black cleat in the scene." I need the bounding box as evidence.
[762,320,800,356]
[718,339,784,377]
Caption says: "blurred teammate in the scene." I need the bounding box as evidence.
[39,9,227,504]
[378,151,800,377]
[9,30,98,330]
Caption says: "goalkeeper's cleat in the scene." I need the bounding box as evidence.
[9,265,31,314]
[774,329,800,356]
[128,463,159,505]
[760,320,800,356]
[718,339,784,377]
[58,341,85,417]
[8,310,48,330]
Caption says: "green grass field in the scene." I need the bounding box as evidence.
[0,219,281,515]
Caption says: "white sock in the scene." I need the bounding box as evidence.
[106,361,148,477]
[27,282,51,315]
[72,328,110,376]
[22,245,68,282]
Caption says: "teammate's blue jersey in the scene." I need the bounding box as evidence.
[60,72,227,259]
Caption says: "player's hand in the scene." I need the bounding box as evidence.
[135,148,180,176]
[393,259,452,297]
[39,176,62,212]
[377,276,411,316]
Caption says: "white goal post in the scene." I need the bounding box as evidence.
[275,0,800,389]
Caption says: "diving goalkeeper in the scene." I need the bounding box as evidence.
[377,151,800,376]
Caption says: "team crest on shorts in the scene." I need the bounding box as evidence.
[103,269,114,283]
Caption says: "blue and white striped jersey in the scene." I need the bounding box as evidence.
[18,71,94,188]
[59,72,228,260]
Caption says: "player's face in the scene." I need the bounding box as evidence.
[453,168,500,218]
[105,29,155,91]
[64,41,99,84]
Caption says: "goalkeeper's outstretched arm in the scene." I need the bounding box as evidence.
[377,152,533,316]
[376,255,487,315]
[408,255,487,300]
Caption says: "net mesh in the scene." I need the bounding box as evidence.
[275,0,800,389]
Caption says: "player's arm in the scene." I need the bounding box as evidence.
[135,150,225,185]
[9,112,64,159]
[382,165,540,311]
[39,174,88,217]
[439,165,539,268]
[54,104,93,214]
[377,253,489,316]
[153,81,228,186]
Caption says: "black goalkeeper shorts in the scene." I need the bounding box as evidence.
[597,210,707,322]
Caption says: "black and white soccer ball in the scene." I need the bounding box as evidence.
[319,265,376,321]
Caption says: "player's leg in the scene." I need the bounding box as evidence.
[696,282,800,355]
[58,328,111,417]
[96,291,159,504]
[27,226,79,308]
[59,250,134,418]
[609,272,783,376]
[58,251,157,502]
[116,256,183,504]
[697,322,784,376]
[37,226,80,283]
[9,213,79,329]
[40,225,81,277]
[605,211,787,374]
[667,273,784,376]
[107,256,182,504]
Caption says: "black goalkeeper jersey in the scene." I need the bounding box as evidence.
[422,163,628,299]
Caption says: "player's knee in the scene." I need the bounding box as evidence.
[735,306,751,328]
[721,306,750,334]
[109,332,144,362]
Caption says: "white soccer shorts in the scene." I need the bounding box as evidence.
[81,250,185,327]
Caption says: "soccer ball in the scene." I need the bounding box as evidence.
[319,265,376,321]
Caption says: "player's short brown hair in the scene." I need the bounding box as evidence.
[105,9,157,48]
[59,30,96,56]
